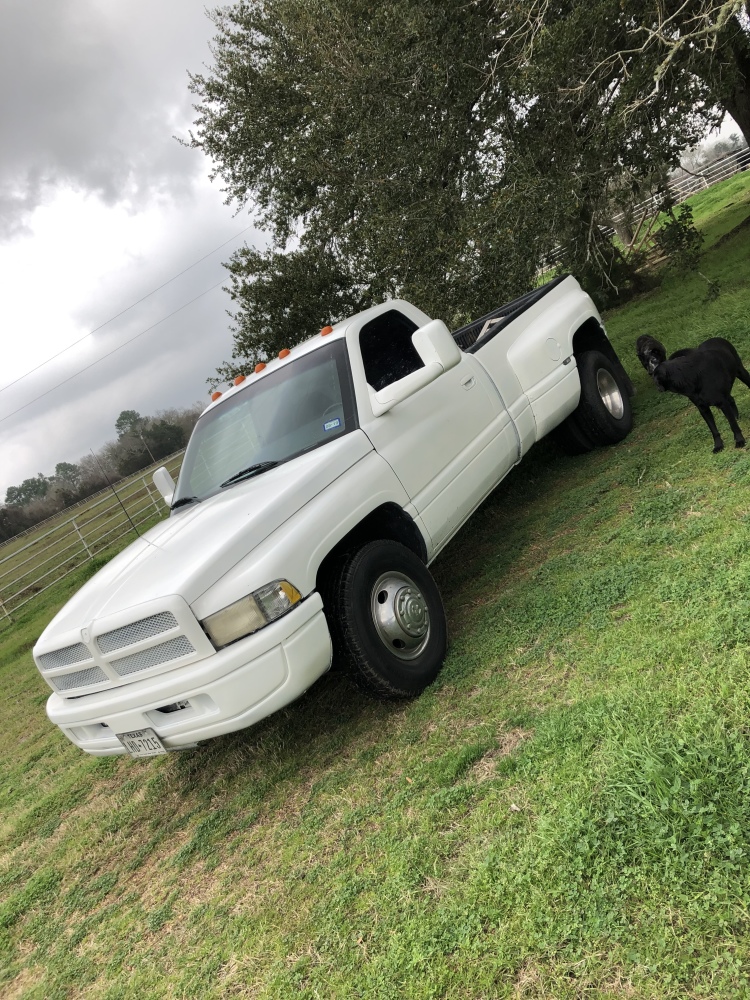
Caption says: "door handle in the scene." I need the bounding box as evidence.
[461,375,476,390]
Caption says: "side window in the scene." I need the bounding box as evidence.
[360,310,424,392]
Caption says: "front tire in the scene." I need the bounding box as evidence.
[575,349,633,446]
[323,540,447,699]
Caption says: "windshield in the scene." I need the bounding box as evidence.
[173,339,357,504]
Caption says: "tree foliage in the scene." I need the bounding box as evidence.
[188,0,749,374]
[54,462,81,487]
[4,474,50,507]
[190,0,547,380]
[115,409,145,439]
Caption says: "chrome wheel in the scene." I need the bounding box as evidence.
[371,572,430,660]
[596,368,624,419]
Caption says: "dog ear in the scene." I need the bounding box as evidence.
[635,335,651,355]
[636,335,667,370]
[635,336,654,371]
[649,338,667,364]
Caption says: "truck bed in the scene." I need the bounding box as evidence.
[452,274,570,352]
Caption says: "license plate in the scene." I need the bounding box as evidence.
[117,728,167,758]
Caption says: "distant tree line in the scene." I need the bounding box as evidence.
[0,404,203,542]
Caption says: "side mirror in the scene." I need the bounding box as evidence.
[153,467,175,507]
[369,363,443,417]
[412,320,461,372]
[367,319,462,417]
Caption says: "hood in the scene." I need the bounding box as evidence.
[40,431,372,639]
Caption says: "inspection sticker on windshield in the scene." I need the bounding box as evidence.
[323,418,341,431]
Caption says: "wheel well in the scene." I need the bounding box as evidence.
[572,318,634,397]
[316,503,428,593]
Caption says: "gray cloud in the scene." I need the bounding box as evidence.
[0,0,270,497]
[0,0,216,237]
[0,184,252,495]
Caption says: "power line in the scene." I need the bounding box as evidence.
[0,279,226,426]
[0,222,255,395]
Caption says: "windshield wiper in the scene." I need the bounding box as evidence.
[220,461,279,489]
[171,495,200,510]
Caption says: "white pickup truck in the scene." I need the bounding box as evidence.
[33,275,633,757]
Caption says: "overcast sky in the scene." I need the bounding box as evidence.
[0,0,262,498]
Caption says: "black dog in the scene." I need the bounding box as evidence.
[636,334,750,453]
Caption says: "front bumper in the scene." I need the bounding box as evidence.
[46,595,331,755]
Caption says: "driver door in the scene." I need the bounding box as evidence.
[356,309,516,551]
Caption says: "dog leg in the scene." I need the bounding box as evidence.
[697,404,725,452]
[730,395,739,419]
[736,364,750,390]
[719,402,746,448]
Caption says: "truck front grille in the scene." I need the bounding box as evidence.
[36,603,209,697]
[111,636,195,677]
[38,643,91,670]
[97,612,178,653]
[54,666,108,691]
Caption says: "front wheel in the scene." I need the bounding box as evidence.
[574,349,633,446]
[323,540,447,699]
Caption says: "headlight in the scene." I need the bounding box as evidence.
[201,580,302,648]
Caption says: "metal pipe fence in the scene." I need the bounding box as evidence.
[0,448,186,552]
[542,145,750,269]
[614,146,750,225]
[0,452,184,625]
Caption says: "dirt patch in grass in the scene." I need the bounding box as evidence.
[469,728,532,782]
[3,965,47,1000]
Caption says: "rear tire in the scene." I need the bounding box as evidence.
[575,349,633,446]
[322,540,447,699]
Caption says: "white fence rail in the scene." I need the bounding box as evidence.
[0,453,184,625]
[543,145,750,268]
[620,145,750,223]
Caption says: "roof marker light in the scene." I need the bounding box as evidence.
[234,375,246,386]
[211,391,222,401]
[321,325,333,336]
[255,362,266,373]
[278,348,290,359]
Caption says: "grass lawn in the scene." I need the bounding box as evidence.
[686,168,750,248]
[2,184,750,999]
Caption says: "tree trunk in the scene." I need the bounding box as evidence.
[722,81,750,149]
[717,9,750,148]
[610,218,635,248]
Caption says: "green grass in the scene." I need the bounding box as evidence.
[2,189,750,998]
[684,169,750,249]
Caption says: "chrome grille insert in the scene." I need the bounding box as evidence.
[111,635,194,677]
[38,643,91,670]
[54,666,108,691]
[97,612,179,653]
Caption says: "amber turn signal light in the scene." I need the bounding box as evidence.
[321,325,333,336]
[279,348,290,359]
[234,375,246,385]
[211,391,222,401]
[255,362,266,373]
